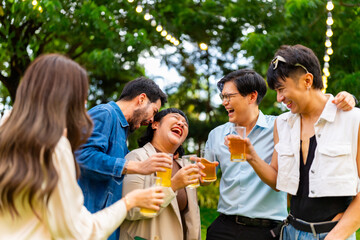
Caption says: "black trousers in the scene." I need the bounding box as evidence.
[206,214,279,240]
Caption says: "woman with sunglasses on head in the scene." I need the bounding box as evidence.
[0,54,164,240]
[239,44,360,240]
[120,108,202,240]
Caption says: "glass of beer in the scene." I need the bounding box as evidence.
[229,126,247,162]
[182,154,200,189]
[200,149,217,182]
[156,153,173,187]
[140,175,162,217]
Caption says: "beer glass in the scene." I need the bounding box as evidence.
[156,153,173,187]
[229,126,246,162]
[200,149,217,182]
[140,175,162,217]
[182,154,200,189]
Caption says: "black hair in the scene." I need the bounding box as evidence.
[217,69,267,105]
[119,77,167,105]
[266,44,323,90]
[138,108,188,155]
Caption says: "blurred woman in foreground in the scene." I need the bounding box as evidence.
[0,54,164,240]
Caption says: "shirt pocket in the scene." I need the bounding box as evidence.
[317,143,352,177]
[275,143,295,174]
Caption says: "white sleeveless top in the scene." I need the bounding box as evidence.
[275,95,360,197]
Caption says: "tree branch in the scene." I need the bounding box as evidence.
[71,48,87,59]
[339,0,360,7]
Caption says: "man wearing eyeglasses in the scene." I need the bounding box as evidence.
[205,69,356,240]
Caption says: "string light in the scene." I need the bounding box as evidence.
[135,5,143,13]
[129,2,181,46]
[144,13,151,21]
[322,0,334,93]
[199,42,208,51]
[156,25,163,32]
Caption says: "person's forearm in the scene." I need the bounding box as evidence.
[325,194,360,240]
[124,161,140,174]
[247,155,278,190]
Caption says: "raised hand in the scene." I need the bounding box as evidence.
[332,91,356,111]
[171,165,201,191]
[129,153,173,175]
[124,187,164,211]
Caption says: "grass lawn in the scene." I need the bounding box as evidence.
[200,207,360,239]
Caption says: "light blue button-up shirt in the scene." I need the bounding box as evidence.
[205,111,287,221]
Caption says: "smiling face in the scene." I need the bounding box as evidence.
[221,81,252,125]
[152,113,189,149]
[275,76,307,114]
[128,98,161,132]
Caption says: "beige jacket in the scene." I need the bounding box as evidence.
[120,143,201,240]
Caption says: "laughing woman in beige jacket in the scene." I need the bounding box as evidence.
[121,108,202,240]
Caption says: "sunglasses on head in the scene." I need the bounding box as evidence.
[271,55,309,73]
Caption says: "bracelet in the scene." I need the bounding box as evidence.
[123,160,129,175]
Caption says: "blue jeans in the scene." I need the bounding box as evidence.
[281,224,356,240]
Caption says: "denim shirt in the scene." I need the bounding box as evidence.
[205,111,287,221]
[75,101,129,240]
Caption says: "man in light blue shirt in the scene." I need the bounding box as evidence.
[205,69,355,240]
[206,69,287,240]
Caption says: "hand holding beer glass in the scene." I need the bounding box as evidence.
[200,149,217,182]
[228,126,247,162]
[156,153,173,187]
[182,154,200,189]
[140,175,162,217]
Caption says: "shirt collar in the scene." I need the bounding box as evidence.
[317,94,337,123]
[256,110,270,129]
[109,101,129,128]
[227,110,269,134]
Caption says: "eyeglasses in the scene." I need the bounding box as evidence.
[271,55,309,73]
[219,93,239,102]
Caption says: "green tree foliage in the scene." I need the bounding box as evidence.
[1,0,360,157]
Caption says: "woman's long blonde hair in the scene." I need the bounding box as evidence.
[0,54,93,217]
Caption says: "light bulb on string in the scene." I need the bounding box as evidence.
[160,30,167,37]
[32,0,37,5]
[151,20,156,27]
[144,13,151,21]
[127,0,134,2]
[327,48,333,55]
[136,5,143,13]
[165,34,172,40]
[325,70,330,77]
[170,37,176,43]
[325,39,332,48]
[156,25,163,32]
[326,17,334,25]
[199,42,208,51]
[326,29,333,37]
[324,55,330,62]
[174,40,180,46]
[326,1,334,11]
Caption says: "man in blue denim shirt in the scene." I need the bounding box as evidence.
[205,70,356,240]
[76,77,172,240]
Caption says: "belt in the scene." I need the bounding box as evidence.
[287,214,338,235]
[223,214,281,228]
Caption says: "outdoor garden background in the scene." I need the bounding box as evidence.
[1,0,360,239]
